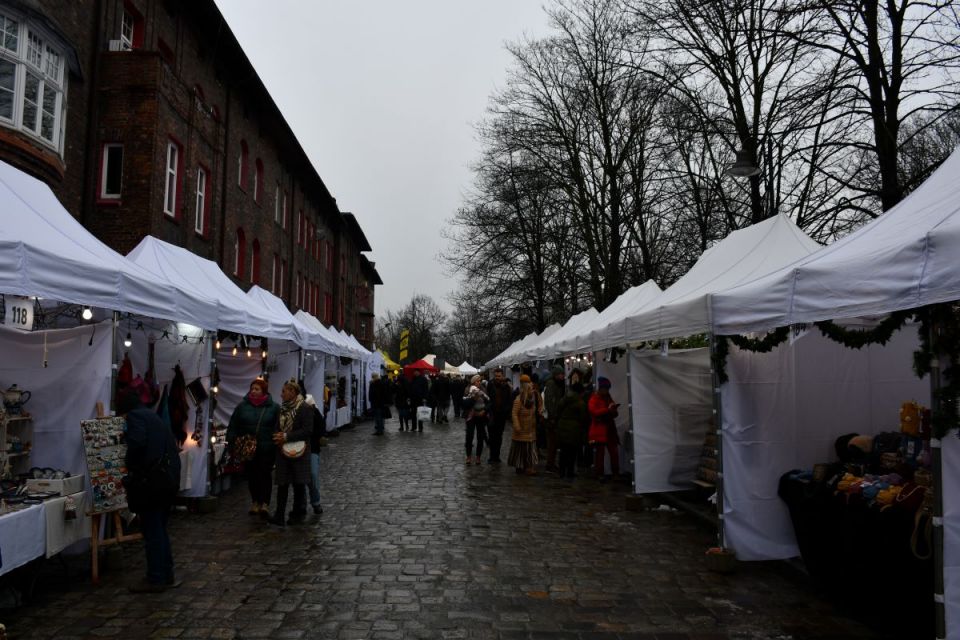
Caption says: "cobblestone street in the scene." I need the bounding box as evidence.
[5,416,884,640]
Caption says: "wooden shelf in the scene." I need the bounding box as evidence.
[2,415,32,423]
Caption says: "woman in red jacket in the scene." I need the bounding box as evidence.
[587,376,620,482]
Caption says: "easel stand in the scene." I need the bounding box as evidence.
[89,508,141,585]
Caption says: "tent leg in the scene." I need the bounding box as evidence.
[928,315,946,640]
[708,331,728,551]
[623,349,638,495]
[109,311,120,413]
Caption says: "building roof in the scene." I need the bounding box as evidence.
[342,213,373,252]
[360,255,382,285]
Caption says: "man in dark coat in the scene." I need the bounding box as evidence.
[409,369,429,432]
[120,387,181,593]
[431,374,451,424]
[369,373,390,435]
[486,368,513,464]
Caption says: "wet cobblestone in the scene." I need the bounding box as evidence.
[4,416,884,639]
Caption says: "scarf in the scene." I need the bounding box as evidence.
[279,395,303,433]
[247,392,268,407]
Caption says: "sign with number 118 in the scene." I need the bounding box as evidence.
[4,295,34,331]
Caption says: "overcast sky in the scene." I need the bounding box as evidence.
[214,1,555,316]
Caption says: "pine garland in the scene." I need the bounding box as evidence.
[813,310,914,349]
[912,304,960,439]
[712,327,790,384]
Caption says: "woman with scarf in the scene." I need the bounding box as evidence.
[508,374,541,475]
[268,379,314,527]
[226,378,280,518]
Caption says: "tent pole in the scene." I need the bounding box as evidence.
[203,330,215,496]
[297,348,305,384]
[708,330,727,550]
[928,316,946,640]
[109,311,120,413]
[623,348,638,495]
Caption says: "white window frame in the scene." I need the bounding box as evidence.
[282,191,288,229]
[0,11,67,154]
[120,9,134,50]
[279,259,286,298]
[163,141,178,217]
[253,161,261,201]
[271,254,278,294]
[99,143,122,200]
[194,166,206,234]
[274,183,281,224]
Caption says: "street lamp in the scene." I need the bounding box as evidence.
[727,149,760,177]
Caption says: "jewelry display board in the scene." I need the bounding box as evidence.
[80,416,128,513]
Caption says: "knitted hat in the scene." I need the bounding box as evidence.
[519,374,532,384]
[597,376,612,389]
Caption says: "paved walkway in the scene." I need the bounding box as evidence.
[5,416,884,639]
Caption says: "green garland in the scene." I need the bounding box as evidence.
[813,309,914,349]
[912,304,960,439]
[714,305,959,439]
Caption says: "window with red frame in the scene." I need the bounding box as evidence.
[280,259,287,299]
[238,140,248,189]
[323,293,333,324]
[234,228,246,277]
[250,239,261,284]
[271,253,279,294]
[194,164,210,237]
[297,211,304,246]
[98,143,123,202]
[254,158,264,203]
[163,137,183,219]
[120,2,144,50]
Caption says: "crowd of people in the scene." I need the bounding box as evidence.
[367,365,623,483]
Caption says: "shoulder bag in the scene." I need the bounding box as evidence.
[233,407,266,462]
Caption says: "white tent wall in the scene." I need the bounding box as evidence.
[720,326,928,561]
[0,322,112,485]
[593,355,631,475]
[125,322,211,498]
[628,349,713,493]
[302,352,326,405]
[943,436,960,638]
[213,350,265,429]
[265,341,300,392]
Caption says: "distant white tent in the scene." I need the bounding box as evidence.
[518,308,599,361]
[558,281,662,355]
[486,323,562,367]
[458,361,479,375]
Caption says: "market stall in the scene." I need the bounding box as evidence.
[710,147,960,638]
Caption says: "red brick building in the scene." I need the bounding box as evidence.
[0,0,379,348]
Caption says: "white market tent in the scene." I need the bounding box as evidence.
[608,213,822,346]
[594,214,824,499]
[293,310,364,359]
[0,160,214,326]
[128,236,299,342]
[458,361,479,375]
[486,323,563,368]
[519,308,599,361]
[246,285,337,354]
[711,148,960,637]
[558,280,662,356]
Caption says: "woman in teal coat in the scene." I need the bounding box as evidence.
[226,378,280,517]
[555,382,589,480]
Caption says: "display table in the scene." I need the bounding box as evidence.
[779,471,933,638]
[0,504,46,576]
[43,491,90,558]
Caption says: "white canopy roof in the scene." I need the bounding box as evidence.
[293,310,364,359]
[713,148,960,333]
[0,160,213,325]
[245,286,337,353]
[339,329,372,359]
[570,280,663,353]
[486,323,563,367]
[458,361,479,375]
[519,308,599,360]
[607,214,820,343]
[128,236,298,341]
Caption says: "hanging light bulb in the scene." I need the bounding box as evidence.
[123,332,132,348]
[246,347,252,358]
[211,384,219,394]
[231,345,238,356]
[261,349,268,359]
[210,435,217,445]
[81,307,93,321]
[215,339,221,350]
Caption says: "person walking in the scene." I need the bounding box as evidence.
[394,375,410,431]
[432,374,451,424]
[226,378,280,518]
[508,374,541,475]
[409,369,429,432]
[268,379,313,527]
[304,394,325,515]
[463,375,490,465]
[486,368,512,464]
[556,381,589,480]
[450,376,466,420]
[119,386,182,593]
[588,376,621,482]
[542,365,566,473]
[369,373,389,435]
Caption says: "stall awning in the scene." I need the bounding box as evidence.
[0,160,215,326]
[245,286,338,353]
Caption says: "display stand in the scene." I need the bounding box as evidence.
[88,509,140,585]
[80,412,141,585]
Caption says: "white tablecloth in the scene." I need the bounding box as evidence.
[0,503,45,576]
[44,491,90,558]
[179,450,192,492]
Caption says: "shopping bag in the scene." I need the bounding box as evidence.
[416,406,431,422]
